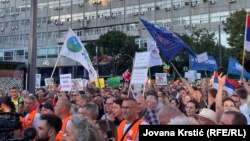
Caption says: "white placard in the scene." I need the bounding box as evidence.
[188,77,196,83]
[36,74,41,88]
[155,73,168,85]
[133,51,150,68]
[133,84,143,94]
[45,78,54,87]
[71,78,84,91]
[196,73,201,79]
[82,78,88,88]
[60,74,72,91]
[184,72,189,78]
[130,68,148,84]
[197,52,208,63]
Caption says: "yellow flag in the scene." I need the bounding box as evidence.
[95,78,105,88]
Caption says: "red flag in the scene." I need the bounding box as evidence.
[123,70,131,81]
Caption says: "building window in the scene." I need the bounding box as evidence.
[37,48,47,58]
[0,51,3,61]
[47,48,58,58]
[4,51,13,60]
[14,50,25,60]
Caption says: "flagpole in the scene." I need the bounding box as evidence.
[241,14,249,80]
[50,54,61,78]
[170,62,182,78]
[96,72,112,139]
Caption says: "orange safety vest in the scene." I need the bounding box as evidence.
[117,118,144,141]
[21,110,38,128]
[56,115,72,141]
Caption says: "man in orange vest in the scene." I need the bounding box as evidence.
[54,98,72,141]
[117,98,148,141]
[22,95,41,129]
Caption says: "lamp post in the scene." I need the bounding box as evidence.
[28,0,37,94]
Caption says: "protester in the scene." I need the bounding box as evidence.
[136,93,159,125]
[219,109,247,125]
[157,105,187,125]
[117,98,148,141]
[78,102,99,123]
[40,102,54,115]
[36,114,62,141]
[196,108,217,125]
[0,96,16,112]
[10,86,24,112]
[101,97,116,121]
[22,96,41,128]
[97,120,117,141]
[64,114,103,141]
[54,99,72,141]
[112,98,124,126]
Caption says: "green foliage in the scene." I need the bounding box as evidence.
[178,29,223,66]
[85,31,139,76]
[223,9,248,60]
[85,40,96,57]
[97,31,138,57]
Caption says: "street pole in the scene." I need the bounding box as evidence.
[218,24,222,68]
[28,0,37,94]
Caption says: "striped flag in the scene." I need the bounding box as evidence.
[212,72,240,96]
[245,14,250,52]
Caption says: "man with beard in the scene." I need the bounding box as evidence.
[36,114,62,141]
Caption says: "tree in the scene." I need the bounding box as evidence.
[223,9,248,60]
[97,31,138,57]
[85,31,139,76]
[177,29,224,67]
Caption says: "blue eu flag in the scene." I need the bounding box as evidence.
[140,19,196,62]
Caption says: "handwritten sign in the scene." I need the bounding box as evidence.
[133,52,150,68]
[60,74,72,91]
[130,68,148,84]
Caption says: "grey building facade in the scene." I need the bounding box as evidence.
[0,0,249,81]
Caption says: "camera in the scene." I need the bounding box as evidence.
[0,112,36,141]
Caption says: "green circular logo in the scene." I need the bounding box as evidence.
[66,36,82,52]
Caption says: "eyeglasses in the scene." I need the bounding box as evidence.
[122,106,136,109]
[72,95,78,97]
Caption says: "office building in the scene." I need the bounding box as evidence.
[0,0,249,82]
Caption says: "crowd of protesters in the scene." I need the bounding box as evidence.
[0,72,249,141]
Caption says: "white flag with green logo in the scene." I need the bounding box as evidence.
[60,28,97,82]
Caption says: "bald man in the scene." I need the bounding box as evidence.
[136,94,159,125]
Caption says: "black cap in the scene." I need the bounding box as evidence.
[39,103,54,111]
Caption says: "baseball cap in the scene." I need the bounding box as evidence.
[39,102,54,111]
